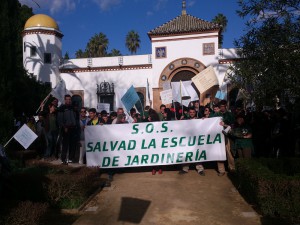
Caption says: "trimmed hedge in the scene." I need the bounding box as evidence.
[234,158,300,222]
[3,201,49,225]
[2,162,103,209]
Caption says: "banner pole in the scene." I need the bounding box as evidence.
[172,100,177,120]
[138,99,145,117]
[35,92,51,114]
[3,136,14,148]
[180,81,184,118]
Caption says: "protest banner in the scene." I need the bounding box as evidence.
[160,89,173,105]
[97,103,110,113]
[121,85,140,112]
[85,117,226,168]
[50,79,72,104]
[192,66,219,93]
[171,81,198,107]
[13,124,38,149]
[162,81,171,91]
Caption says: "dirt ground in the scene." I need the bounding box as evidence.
[71,165,263,225]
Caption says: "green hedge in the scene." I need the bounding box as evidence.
[2,163,103,209]
[235,158,300,222]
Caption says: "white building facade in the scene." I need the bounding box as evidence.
[22,7,238,112]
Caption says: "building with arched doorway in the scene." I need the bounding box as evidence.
[22,2,239,112]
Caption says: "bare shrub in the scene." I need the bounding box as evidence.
[4,201,48,225]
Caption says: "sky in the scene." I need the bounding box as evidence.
[19,0,247,58]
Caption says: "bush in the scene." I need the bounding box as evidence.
[234,158,300,222]
[3,201,48,225]
[1,163,103,209]
[44,166,101,208]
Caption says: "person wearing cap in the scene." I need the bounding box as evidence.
[99,110,112,125]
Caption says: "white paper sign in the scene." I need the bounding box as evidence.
[192,66,219,93]
[160,89,173,104]
[97,103,110,113]
[13,124,38,149]
[85,117,226,168]
[162,81,171,91]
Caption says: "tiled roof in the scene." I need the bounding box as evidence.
[148,14,220,36]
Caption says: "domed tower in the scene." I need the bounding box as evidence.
[22,14,63,88]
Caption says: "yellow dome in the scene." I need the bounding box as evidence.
[24,14,59,30]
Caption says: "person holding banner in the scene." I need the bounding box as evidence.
[162,108,173,121]
[147,109,163,175]
[57,95,77,165]
[112,108,125,124]
[178,107,205,176]
[158,104,166,121]
[99,110,112,125]
[218,100,236,173]
[203,106,212,119]
[87,108,101,126]
[116,113,128,124]
[79,107,89,164]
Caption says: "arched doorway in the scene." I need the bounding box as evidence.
[171,70,196,82]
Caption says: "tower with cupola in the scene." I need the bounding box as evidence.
[22,14,63,88]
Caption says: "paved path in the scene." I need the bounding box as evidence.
[72,168,261,225]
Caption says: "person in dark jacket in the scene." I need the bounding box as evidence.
[57,95,77,164]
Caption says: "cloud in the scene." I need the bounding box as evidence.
[146,11,153,16]
[154,0,168,11]
[187,0,196,7]
[50,0,76,14]
[92,0,122,11]
[19,0,76,14]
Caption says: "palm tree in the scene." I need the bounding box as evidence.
[109,49,122,56]
[212,13,228,48]
[64,52,70,59]
[125,30,140,55]
[86,32,109,57]
[75,49,86,58]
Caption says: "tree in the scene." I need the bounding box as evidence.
[125,30,140,54]
[75,49,87,58]
[0,0,50,143]
[64,52,70,59]
[231,0,300,108]
[85,32,109,57]
[108,49,122,56]
[212,13,228,48]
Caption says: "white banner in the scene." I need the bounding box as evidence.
[192,66,219,93]
[13,124,38,149]
[50,79,72,104]
[97,103,110,113]
[160,89,173,105]
[85,117,226,168]
[162,81,171,91]
[171,81,199,107]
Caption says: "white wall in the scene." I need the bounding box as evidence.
[61,54,152,69]
[61,68,153,108]
[23,30,62,87]
[151,32,220,87]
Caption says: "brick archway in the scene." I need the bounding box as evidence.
[158,58,206,88]
[153,58,218,110]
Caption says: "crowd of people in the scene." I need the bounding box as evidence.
[14,94,299,180]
